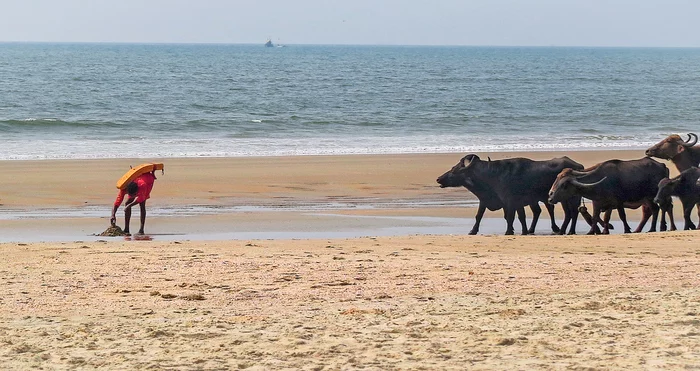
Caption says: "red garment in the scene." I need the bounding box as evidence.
[114,172,156,206]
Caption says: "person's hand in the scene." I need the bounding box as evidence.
[110,216,116,226]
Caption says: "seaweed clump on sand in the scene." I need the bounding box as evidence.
[97,224,127,237]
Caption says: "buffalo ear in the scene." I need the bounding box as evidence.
[677,144,685,154]
[462,154,480,166]
[487,156,491,162]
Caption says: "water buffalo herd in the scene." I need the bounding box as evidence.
[437,133,700,235]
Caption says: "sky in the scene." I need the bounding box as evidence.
[2,0,700,47]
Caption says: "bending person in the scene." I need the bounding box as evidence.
[111,170,157,235]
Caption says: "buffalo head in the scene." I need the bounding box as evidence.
[436,154,480,188]
[645,133,697,160]
[654,177,675,206]
[548,168,607,204]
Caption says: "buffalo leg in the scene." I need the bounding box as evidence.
[666,203,677,231]
[659,203,672,231]
[568,206,580,235]
[544,202,560,234]
[659,210,667,232]
[617,207,632,233]
[470,203,488,235]
[527,203,541,234]
[560,198,580,235]
[660,202,676,231]
[579,205,596,229]
[564,199,580,235]
[684,202,696,230]
[517,207,529,235]
[647,202,660,233]
[588,203,613,233]
[559,206,570,235]
[603,208,612,234]
[504,207,516,235]
[594,207,613,234]
[634,205,651,233]
[588,204,603,235]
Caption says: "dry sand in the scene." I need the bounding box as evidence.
[1,151,698,370]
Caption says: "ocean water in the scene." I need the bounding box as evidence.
[1,43,699,160]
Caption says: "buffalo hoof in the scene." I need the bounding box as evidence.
[505,230,515,236]
[468,230,478,235]
[551,226,561,234]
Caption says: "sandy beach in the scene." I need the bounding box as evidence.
[1,150,699,369]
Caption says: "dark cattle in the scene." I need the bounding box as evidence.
[654,167,700,230]
[437,156,556,235]
[548,157,668,234]
[645,133,700,172]
[578,162,676,232]
[437,155,582,235]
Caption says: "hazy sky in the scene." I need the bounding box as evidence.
[2,0,699,47]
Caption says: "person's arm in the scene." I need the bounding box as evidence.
[111,189,126,224]
[124,196,140,209]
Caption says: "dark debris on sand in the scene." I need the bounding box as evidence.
[97,224,127,237]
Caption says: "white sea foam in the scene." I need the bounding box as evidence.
[0,135,659,160]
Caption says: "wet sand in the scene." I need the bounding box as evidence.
[1,150,698,369]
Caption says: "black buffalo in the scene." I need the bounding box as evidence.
[437,155,582,235]
[548,157,669,234]
[655,167,700,230]
[437,157,553,235]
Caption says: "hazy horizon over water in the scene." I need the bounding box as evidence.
[1,43,698,160]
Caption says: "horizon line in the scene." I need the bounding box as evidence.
[1,40,700,49]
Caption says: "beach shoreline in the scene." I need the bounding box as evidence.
[0,150,663,242]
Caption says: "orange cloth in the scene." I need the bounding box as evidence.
[114,172,156,206]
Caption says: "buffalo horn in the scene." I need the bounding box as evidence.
[683,133,698,147]
[570,176,608,189]
[569,169,593,176]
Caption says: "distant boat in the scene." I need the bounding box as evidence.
[264,38,274,47]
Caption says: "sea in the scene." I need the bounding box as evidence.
[1,43,699,161]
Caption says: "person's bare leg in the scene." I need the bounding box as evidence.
[124,207,132,235]
[138,201,147,235]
